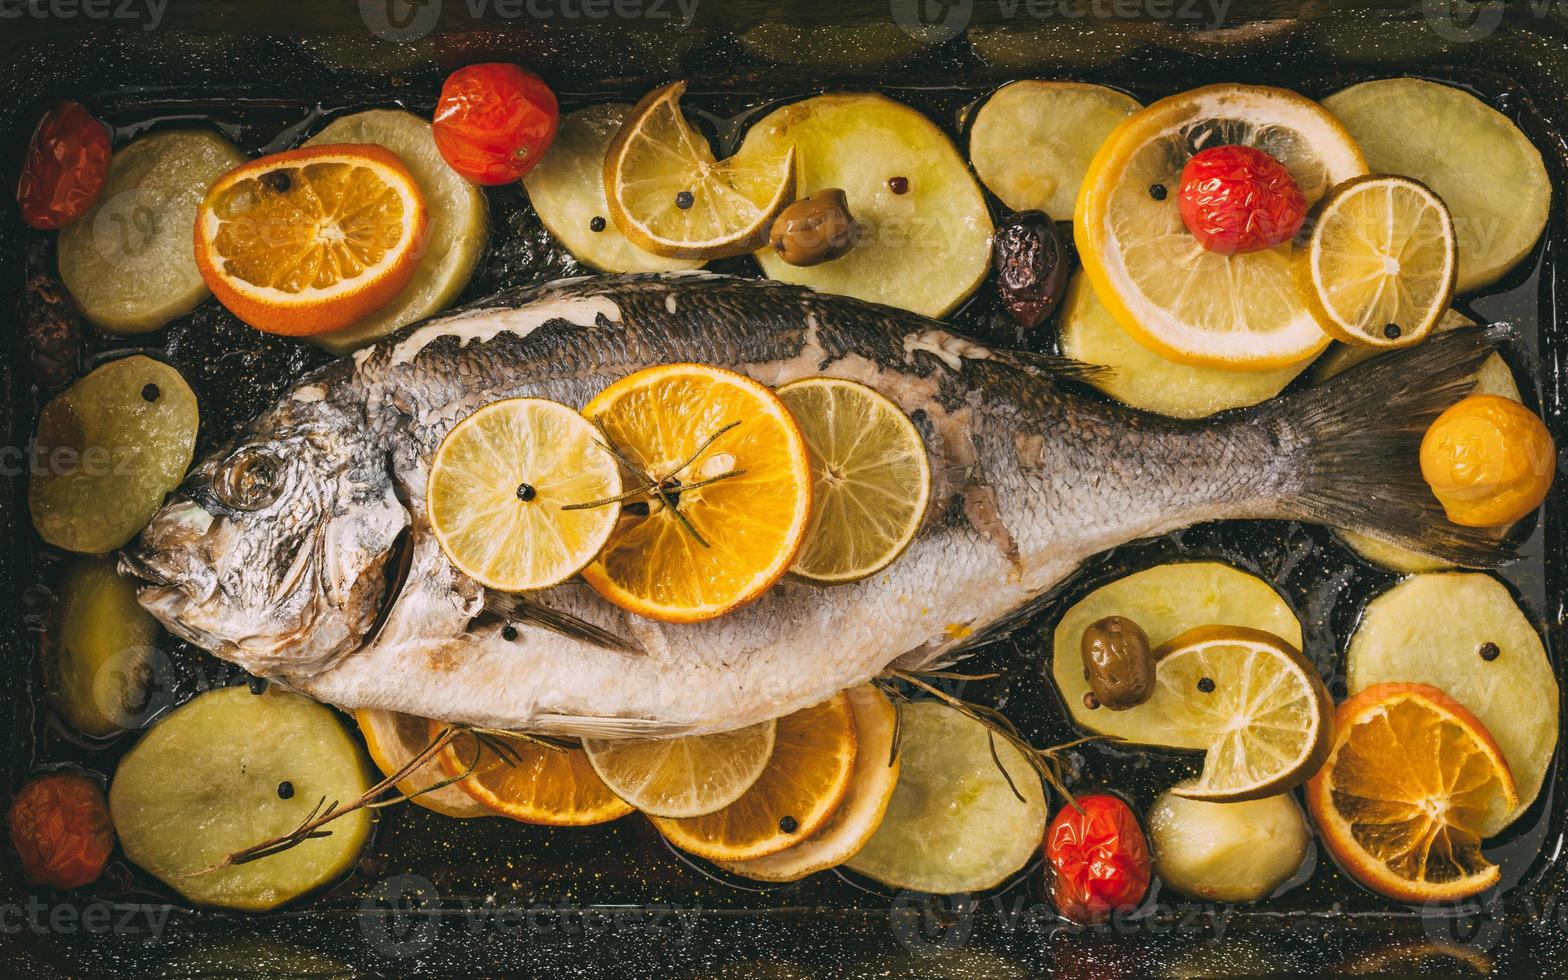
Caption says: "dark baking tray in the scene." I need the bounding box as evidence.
[2,2,1566,976]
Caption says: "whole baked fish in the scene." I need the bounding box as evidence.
[122,274,1503,737]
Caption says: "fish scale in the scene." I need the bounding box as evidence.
[123,274,1504,737]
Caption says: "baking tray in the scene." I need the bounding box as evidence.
[1,2,1565,976]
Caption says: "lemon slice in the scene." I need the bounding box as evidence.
[969,81,1141,220]
[583,720,777,819]
[355,709,490,819]
[427,398,622,592]
[775,378,931,583]
[1058,274,1312,419]
[1296,175,1456,349]
[1156,626,1332,802]
[844,700,1046,894]
[1322,78,1550,293]
[718,685,900,882]
[524,104,703,274]
[435,726,634,827]
[1076,84,1367,369]
[605,81,796,260]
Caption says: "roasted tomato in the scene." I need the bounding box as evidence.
[432,63,558,184]
[16,101,111,231]
[7,771,115,889]
[1045,792,1151,923]
[1177,145,1306,255]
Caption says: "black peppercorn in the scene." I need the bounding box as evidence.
[888,176,909,195]
[675,190,694,209]
[277,780,294,799]
[501,625,519,642]
[1479,641,1500,661]
[589,215,606,232]
[248,676,268,695]
[516,482,536,501]
[1197,677,1216,693]
[1149,183,1167,201]
[1384,323,1402,339]
[779,815,799,833]
[141,383,160,402]
[1083,692,1101,710]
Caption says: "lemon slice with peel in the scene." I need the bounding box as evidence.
[605,81,796,260]
[776,378,931,583]
[583,720,777,819]
[427,398,622,592]
[1296,175,1456,349]
[1076,83,1367,370]
[1157,626,1332,802]
[435,726,634,827]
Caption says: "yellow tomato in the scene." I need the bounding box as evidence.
[1420,395,1555,527]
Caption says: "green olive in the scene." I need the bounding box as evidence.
[1080,616,1154,710]
[767,188,859,267]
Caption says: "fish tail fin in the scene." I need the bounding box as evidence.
[1260,324,1516,567]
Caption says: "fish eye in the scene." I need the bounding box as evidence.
[216,448,283,511]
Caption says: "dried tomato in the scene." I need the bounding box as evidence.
[1044,792,1151,924]
[16,101,111,231]
[1177,144,1306,255]
[7,771,115,889]
[432,63,558,185]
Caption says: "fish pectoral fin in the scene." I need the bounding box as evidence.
[473,591,645,656]
[533,713,684,739]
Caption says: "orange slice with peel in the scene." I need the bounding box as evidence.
[434,725,633,827]
[356,709,490,819]
[1306,682,1518,903]
[651,693,856,862]
[580,364,812,623]
[195,144,429,336]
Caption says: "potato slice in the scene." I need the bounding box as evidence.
[58,129,246,334]
[739,93,993,318]
[1059,274,1311,419]
[523,104,703,274]
[1147,787,1308,902]
[29,356,198,554]
[845,701,1045,894]
[1346,573,1556,833]
[1051,562,1302,746]
[42,557,160,737]
[1323,78,1550,293]
[1313,310,1520,572]
[110,686,374,910]
[304,110,488,354]
[969,81,1139,220]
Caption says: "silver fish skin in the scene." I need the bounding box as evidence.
[122,273,1502,738]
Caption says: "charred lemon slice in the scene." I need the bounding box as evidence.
[583,720,777,819]
[580,364,812,623]
[427,398,622,592]
[605,81,796,260]
[776,378,931,583]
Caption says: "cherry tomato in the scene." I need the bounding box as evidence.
[432,63,558,185]
[1044,793,1151,924]
[1177,144,1306,255]
[16,101,111,231]
[7,771,115,889]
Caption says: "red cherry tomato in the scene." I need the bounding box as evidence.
[1177,144,1306,255]
[16,101,111,231]
[1044,793,1151,924]
[7,771,115,890]
[432,63,558,185]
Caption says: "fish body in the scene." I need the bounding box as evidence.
[124,274,1500,737]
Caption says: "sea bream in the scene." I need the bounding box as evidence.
[121,273,1505,737]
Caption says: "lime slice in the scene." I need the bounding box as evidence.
[584,720,777,818]
[776,378,931,583]
[524,104,703,274]
[1323,78,1550,293]
[58,129,246,334]
[110,686,374,911]
[304,109,488,354]
[969,81,1140,220]
[845,700,1045,894]
[1346,573,1556,834]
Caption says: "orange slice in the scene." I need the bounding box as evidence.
[650,693,856,862]
[195,144,429,336]
[580,364,812,622]
[434,725,633,827]
[1306,682,1519,903]
[356,709,489,819]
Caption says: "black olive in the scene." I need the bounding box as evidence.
[1080,616,1154,711]
[769,189,859,267]
[1479,641,1500,661]
[888,176,909,195]
[589,216,606,233]
[993,210,1070,332]
[675,190,694,210]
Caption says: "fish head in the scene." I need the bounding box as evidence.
[121,398,409,678]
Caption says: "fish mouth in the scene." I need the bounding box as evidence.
[118,547,179,591]
[362,526,413,649]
